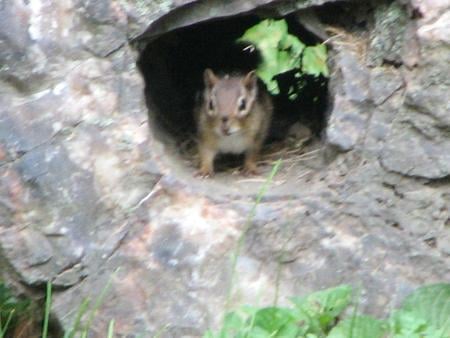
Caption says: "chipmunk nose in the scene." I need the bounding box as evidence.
[221,117,228,123]
[221,124,230,135]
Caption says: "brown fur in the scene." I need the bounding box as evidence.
[195,69,273,177]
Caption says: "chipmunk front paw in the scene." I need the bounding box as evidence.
[242,163,260,176]
[195,168,214,178]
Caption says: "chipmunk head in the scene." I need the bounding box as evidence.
[203,68,258,136]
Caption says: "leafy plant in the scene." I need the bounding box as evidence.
[327,315,386,338]
[0,270,119,337]
[389,283,450,338]
[205,285,353,338]
[205,284,450,338]
[0,281,32,337]
[237,19,329,98]
[290,285,353,334]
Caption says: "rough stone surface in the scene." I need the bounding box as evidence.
[326,95,368,152]
[368,1,409,66]
[0,0,449,337]
[326,51,371,151]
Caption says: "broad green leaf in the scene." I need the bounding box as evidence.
[283,35,304,58]
[238,19,306,95]
[399,283,450,335]
[388,284,450,337]
[218,311,245,337]
[327,315,386,338]
[391,334,424,338]
[389,310,448,337]
[389,310,428,334]
[302,45,329,77]
[204,284,450,338]
[237,18,328,100]
[202,330,216,338]
[245,325,274,338]
[291,285,353,330]
[423,326,450,338]
[240,19,287,45]
[251,307,300,337]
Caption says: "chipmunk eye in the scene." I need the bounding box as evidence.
[238,98,246,111]
[208,100,214,111]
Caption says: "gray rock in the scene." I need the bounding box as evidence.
[381,107,450,179]
[326,95,368,151]
[0,2,42,91]
[364,90,403,156]
[404,67,450,128]
[438,231,450,256]
[368,1,409,66]
[81,25,127,57]
[369,67,404,105]
[338,52,370,103]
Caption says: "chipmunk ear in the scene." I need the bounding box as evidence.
[242,70,257,91]
[204,68,218,89]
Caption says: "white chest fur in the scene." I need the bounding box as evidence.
[217,133,250,154]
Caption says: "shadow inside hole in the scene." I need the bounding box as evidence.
[137,13,329,175]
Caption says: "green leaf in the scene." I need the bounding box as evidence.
[327,315,386,338]
[401,283,450,332]
[251,307,300,337]
[291,285,353,331]
[245,325,273,338]
[390,283,450,337]
[302,45,329,77]
[202,330,216,338]
[237,19,306,95]
[237,19,328,100]
[389,310,449,337]
[389,310,428,334]
[219,311,246,337]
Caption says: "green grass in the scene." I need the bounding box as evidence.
[42,281,52,338]
[107,319,115,338]
[0,269,119,337]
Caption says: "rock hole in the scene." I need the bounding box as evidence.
[137,13,330,196]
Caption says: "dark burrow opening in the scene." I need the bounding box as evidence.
[137,12,330,194]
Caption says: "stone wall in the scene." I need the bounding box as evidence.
[0,0,448,336]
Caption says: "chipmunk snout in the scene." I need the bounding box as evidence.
[221,125,230,135]
[221,117,228,123]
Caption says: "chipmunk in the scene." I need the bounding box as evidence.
[195,68,273,177]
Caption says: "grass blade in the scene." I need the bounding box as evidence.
[224,159,282,315]
[64,298,91,338]
[107,319,115,338]
[0,309,15,337]
[42,281,52,338]
[81,268,119,336]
